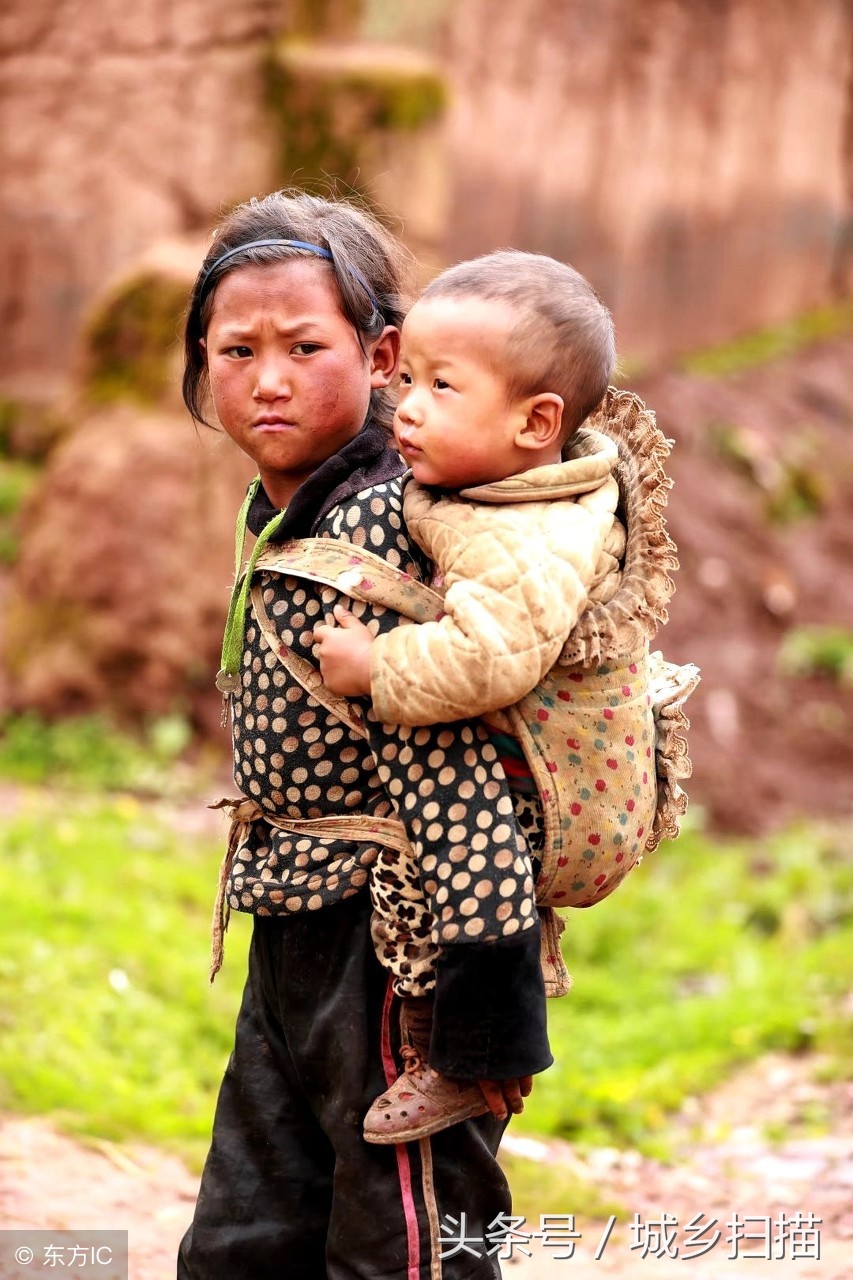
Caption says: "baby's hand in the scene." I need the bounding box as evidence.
[312,604,375,696]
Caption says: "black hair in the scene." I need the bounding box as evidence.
[183,190,411,431]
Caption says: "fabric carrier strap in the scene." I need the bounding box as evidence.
[216,478,288,718]
[247,537,444,738]
[210,389,700,996]
[216,537,444,732]
[251,582,368,739]
[208,795,570,996]
[254,539,446,621]
[257,538,696,897]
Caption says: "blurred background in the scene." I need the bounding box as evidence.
[1,0,851,827]
[0,1,851,1273]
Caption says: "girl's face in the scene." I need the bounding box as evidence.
[203,259,398,508]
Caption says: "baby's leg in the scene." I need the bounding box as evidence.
[509,789,545,881]
[366,845,490,1142]
[368,843,440,999]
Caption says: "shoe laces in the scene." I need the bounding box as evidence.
[400,1044,425,1075]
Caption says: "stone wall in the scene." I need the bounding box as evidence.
[2,0,852,828]
[2,0,850,398]
[440,0,852,361]
[0,0,283,400]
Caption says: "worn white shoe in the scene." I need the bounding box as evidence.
[363,1045,490,1144]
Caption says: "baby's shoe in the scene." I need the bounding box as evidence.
[363,998,490,1144]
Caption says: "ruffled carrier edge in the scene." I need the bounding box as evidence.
[562,387,679,666]
[565,387,699,855]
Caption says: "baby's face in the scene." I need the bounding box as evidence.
[393,296,530,490]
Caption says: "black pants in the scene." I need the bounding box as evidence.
[178,895,512,1278]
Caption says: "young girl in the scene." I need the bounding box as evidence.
[177,191,551,1280]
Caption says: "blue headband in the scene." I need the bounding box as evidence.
[198,237,380,315]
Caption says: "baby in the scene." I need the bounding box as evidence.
[315,250,643,1142]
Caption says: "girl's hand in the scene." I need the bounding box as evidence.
[313,604,375,696]
[477,1075,533,1120]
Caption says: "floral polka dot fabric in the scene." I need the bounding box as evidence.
[509,654,658,908]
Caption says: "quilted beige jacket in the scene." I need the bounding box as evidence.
[369,430,625,726]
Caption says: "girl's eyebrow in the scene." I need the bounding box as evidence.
[214,319,329,341]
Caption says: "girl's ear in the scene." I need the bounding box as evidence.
[369,325,401,389]
[515,392,564,453]
[199,336,208,364]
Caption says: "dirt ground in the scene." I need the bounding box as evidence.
[632,335,853,833]
[1,1054,849,1279]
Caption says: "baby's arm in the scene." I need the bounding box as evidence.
[310,529,575,708]
[314,488,618,718]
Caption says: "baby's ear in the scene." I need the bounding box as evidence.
[515,393,564,452]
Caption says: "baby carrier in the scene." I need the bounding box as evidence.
[217,390,699,993]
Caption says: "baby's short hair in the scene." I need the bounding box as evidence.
[422,250,615,437]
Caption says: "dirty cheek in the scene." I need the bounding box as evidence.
[208,369,248,434]
[305,373,352,429]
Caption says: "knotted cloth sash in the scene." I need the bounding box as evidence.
[208,797,413,981]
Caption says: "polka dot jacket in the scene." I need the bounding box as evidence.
[226,449,539,950]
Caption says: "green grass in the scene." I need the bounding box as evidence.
[0,792,850,1172]
[0,712,196,794]
[500,1151,625,1226]
[678,300,853,378]
[0,791,250,1170]
[614,298,853,385]
[778,625,853,688]
[525,819,853,1151]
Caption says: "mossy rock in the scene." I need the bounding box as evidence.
[82,272,189,408]
[290,0,364,40]
[2,405,253,729]
[267,40,447,192]
[0,458,40,566]
[0,397,68,462]
[680,299,853,379]
[711,420,829,525]
[3,595,93,687]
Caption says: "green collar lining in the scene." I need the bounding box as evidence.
[215,478,288,695]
